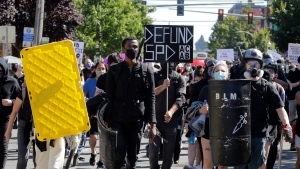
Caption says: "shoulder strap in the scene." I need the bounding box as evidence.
[140,63,149,89]
[114,62,123,84]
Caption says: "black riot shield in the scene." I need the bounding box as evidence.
[97,118,119,169]
[208,80,251,166]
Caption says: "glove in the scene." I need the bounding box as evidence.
[282,124,293,142]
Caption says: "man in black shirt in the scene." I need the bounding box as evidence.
[104,36,157,168]
[149,62,186,169]
[0,57,21,168]
[232,49,292,169]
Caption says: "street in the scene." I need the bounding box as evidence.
[5,128,297,169]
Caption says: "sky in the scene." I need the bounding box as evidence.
[146,0,266,45]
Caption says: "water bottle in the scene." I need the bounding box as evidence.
[188,132,195,144]
[203,100,208,117]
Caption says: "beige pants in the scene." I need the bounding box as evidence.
[35,137,65,169]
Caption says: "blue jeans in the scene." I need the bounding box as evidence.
[149,127,177,169]
[234,137,266,169]
[17,120,34,169]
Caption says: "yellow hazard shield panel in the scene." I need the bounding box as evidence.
[20,40,90,141]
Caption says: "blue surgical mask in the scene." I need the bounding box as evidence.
[214,71,226,80]
[86,62,91,67]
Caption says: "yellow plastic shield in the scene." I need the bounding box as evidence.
[20,40,90,141]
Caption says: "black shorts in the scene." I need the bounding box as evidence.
[202,117,210,140]
[88,117,99,136]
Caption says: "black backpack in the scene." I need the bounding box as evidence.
[86,92,107,118]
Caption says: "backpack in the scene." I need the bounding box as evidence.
[94,61,149,122]
[86,92,107,118]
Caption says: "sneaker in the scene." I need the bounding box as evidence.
[195,165,202,169]
[183,164,194,169]
[97,161,104,169]
[89,153,97,166]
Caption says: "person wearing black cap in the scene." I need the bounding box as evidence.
[0,57,21,168]
[262,60,285,169]
[149,62,186,169]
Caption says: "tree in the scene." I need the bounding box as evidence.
[195,35,207,52]
[74,0,155,59]
[269,0,300,52]
[0,0,83,56]
[248,28,272,52]
[208,15,252,57]
[208,4,271,57]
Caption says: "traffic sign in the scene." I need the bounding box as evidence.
[0,26,16,43]
[73,41,84,65]
[22,27,34,47]
[143,25,194,63]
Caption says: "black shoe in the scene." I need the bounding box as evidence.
[290,143,296,151]
[174,160,179,164]
[72,153,78,167]
[97,161,104,169]
[89,153,96,166]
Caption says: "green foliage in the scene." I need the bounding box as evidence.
[195,35,207,52]
[208,15,253,58]
[248,28,272,52]
[269,0,300,52]
[74,0,155,59]
[0,0,83,56]
[208,4,271,57]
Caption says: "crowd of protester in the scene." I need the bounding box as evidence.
[0,36,299,169]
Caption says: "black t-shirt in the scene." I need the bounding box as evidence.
[287,68,300,100]
[17,88,32,121]
[250,78,284,137]
[155,70,186,128]
[82,68,92,81]
[277,67,288,83]
[96,73,107,92]
[189,79,208,106]
[13,75,24,88]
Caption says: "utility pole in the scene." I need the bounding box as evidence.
[33,0,45,46]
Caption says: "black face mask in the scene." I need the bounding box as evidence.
[125,49,138,60]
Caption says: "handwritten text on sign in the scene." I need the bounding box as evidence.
[288,43,300,65]
[217,49,234,61]
[143,25,194,63]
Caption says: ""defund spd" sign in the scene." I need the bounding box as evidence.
[143,25,193,63]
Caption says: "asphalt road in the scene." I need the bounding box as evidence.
[5,128,297,169]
